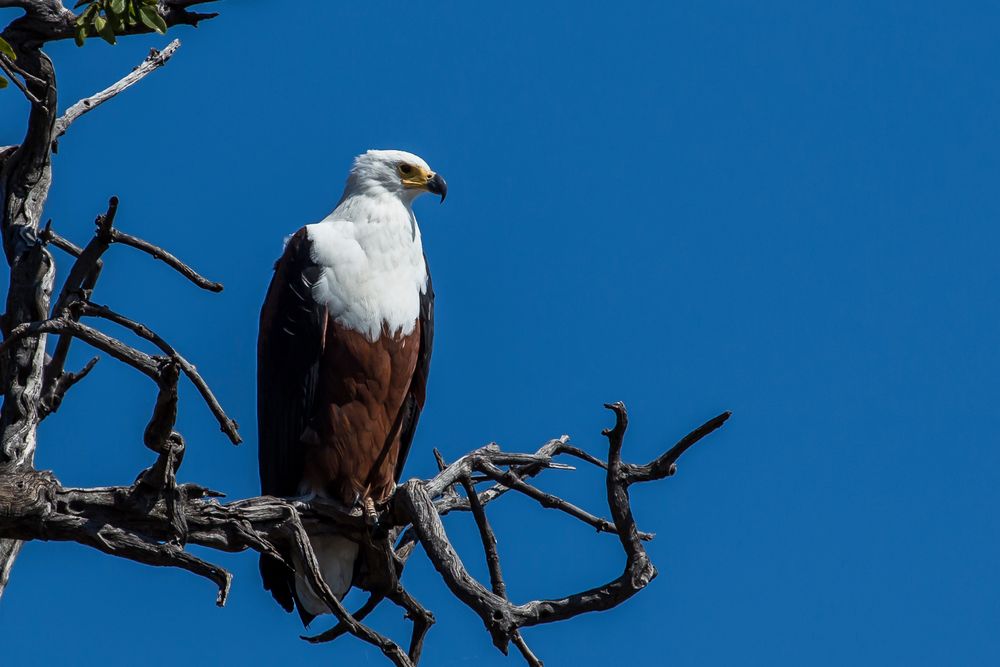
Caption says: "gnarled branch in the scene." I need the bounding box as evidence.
[0,404,729,665]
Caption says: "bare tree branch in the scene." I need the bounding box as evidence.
[625,410,732,483]
[475,459,654,541]
[106,226,223,292]
[38,354,98,418]
[2,316,161,377]
[79,302,240,442]
[53,40,182,145]
[39,220,82,256]
[0,54,43,105]
[39,197,117,411]
[0,405,729,664]
[0,5,734,665]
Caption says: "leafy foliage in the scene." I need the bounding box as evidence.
[73,0,166,47]
[2,1,169,92]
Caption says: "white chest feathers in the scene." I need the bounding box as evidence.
[306,211,427,342]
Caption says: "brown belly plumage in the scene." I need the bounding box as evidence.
[302,316,421,505]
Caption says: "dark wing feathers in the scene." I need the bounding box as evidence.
[394,260,434,482]
[257,233,433,612]
[257,228,324,612]
[258,228,325,497]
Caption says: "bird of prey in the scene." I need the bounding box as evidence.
[257,149,445,624]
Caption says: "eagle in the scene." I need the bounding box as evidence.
[257,149,445,624]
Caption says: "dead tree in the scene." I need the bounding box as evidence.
[0,3,731,665]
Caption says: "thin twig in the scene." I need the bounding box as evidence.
[109,228,223,292]
[511,632,544,667]
[625,410,732,482]
[38,356,99,419]
[302,593,385,644]
[387,587,435,665]
[50,196,117,317]
[459,470,542,665]
[459,475,507,598]
[476,460,654,541]
[0,51,45,87]
[80,302,240,443]
[40,220,83,257]
[43,197,117,401]
[0,56,42,106]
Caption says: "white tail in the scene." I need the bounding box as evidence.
[292,534,358,617]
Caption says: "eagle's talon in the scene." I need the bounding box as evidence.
[291,492,316,512]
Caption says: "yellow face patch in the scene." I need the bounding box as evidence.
[398,162,435,189]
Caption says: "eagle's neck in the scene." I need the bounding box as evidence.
[307,192,427,342]
[332,188,417,224]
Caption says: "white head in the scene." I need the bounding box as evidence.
[340,149,447,206]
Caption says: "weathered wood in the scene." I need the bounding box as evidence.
[0,14,60,596]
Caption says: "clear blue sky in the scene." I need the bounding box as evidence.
[2,2,998,664]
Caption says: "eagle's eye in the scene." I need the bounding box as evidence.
[398,163,414,176]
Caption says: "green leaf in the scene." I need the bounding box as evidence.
[110,0,125,14]
[0,76,8,89]
[138,5,167,34]
[75,24,87,47]
[95,16,116,45]
[0,36,15,61]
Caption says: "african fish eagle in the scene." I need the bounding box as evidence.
[257,149,445,623]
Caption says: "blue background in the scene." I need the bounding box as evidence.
[2,1,997,664]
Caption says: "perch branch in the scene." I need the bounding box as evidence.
[0,404,729,664]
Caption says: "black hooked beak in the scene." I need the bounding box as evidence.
[427,172,448,203]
